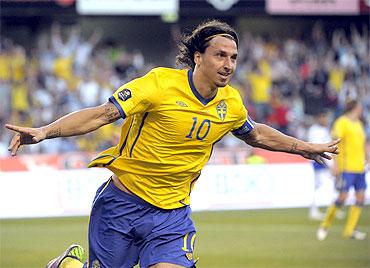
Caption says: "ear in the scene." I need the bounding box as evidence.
[194,51,201,65]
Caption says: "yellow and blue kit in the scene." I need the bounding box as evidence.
[331,115,367,192]
[89,67,253,209]
[332,115,366,174]
[85,67,254,268]
[320,115,367,238]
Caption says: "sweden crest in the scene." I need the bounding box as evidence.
[216,100,227,121]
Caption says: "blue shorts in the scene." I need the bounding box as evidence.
[83,179,197,268]
[337,172,367,192]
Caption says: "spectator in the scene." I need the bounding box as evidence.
[0,22,368,157]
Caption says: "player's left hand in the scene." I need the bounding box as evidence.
[301,139,340,165]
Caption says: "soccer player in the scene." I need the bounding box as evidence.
[307,109,332,220]
[6,20,339,268]
[317,99,367,241]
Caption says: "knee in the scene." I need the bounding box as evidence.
[355,191,365,206]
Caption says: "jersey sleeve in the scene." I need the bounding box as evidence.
[109,69,162,119]
[231,91,255,136]
[232,111,255,136]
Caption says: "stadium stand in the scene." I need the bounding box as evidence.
[0,20,369,156]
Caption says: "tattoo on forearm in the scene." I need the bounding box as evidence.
[47,128,62,138]
[104,104,120,122]
[290,142,298,153]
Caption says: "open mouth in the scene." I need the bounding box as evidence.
[218,72,230,79]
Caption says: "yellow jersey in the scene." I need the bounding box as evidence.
[331,115,366,173]
[89,67,253,209]
[329,67,345,92]
[10,52,26,82]
[247,72,271,104]
[0,53,11,81]
[11,82,29,112]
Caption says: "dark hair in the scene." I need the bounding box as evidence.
[344,99,359,114]
[316,108,329,116]
[176,20,238,69]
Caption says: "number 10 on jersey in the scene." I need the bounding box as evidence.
[186,117,211,141]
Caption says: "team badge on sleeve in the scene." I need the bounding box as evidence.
[118,88,132,101]
[216,100,227,121]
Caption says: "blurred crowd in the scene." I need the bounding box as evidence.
[224,22,370,149]
[0,22,369,156]
[0,23,147,155]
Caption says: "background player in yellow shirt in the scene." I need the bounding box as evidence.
[6,20,339,268]
[317,99,367,241]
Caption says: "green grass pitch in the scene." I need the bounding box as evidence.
[1,207,369,268]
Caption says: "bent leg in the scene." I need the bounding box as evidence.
[87,179,139,268]
[140,206,197,268]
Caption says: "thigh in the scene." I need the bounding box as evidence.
[88,179,139,268]
[338,173,355,192]
[139,206,197,268]
[354,173,367,192]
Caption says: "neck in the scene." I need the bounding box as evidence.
[192,69,218,99]
[346,112,359,120]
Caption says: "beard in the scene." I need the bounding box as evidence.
[215,75,231,87]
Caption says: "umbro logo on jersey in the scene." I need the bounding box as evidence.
[118,88,132,101]
[216,100,227,121]
[176,101,188,107]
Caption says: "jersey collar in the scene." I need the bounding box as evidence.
[187,69,217,106]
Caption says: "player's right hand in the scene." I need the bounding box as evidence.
[5,124,46,156]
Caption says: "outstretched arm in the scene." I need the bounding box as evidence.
[5,101,121,156]
[236,122,339,164]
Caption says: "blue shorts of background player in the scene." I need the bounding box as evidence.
[83,178,197,268]
[336,172,367,192]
